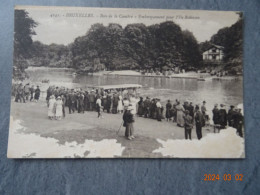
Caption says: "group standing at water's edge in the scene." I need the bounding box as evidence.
[12,83,244,140]
[12,83,41,103]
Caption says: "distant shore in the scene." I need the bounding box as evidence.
[27,66,73,70]
[26,66,242,81]
[101,70,242,81]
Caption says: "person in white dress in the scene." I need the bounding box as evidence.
[117,95,123,113]
[176,101,185,127]
[55,96,63,120]
[47,95,56,120]
[96,96,104,119]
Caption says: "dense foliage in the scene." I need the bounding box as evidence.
[71,21,202,72]
[13,10,37,80]
[200,13,243,73]
[29,41,72,67]
[14,11,243,78]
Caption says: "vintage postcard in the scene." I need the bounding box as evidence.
[8,6,244,158]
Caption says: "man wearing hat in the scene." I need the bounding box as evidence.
[187,102,194,120]
[68,89,76,114]
[212,104,220,132]
[143,97,151,118]
[137,97,144,117]
[15,83,25,103]
[219,104,227,129]
[34,86,41,102]
[227,105,235,127]
[106,91,112,113]
[123,104,135,140]
[233,107,243,137]
[183,100,189,110]
[150,99,157,119]
[112,92,119,114]
[61,94,66,118]
[29,85,35,102]
[84,91,89,111]
[212,104,220,124]
[77,92,85,114]
[165,100,172,121]
[88,90,96,111]
[194,105,203,140]
[183,110,193,140]
[24,83,30,102]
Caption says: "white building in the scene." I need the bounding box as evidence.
[203,44,224,61]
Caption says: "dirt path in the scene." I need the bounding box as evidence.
[10,100,214,158]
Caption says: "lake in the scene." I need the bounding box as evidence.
[25,67,243,119]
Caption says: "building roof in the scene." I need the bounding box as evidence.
[204,44,224,52]
[211,44,224,49]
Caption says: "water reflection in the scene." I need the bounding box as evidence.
[26,67,243,119]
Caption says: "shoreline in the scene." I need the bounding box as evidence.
[26,67,242,81]
[27,66,73,70]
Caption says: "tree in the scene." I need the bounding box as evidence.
[28,41,72,68]
[70,21,202,72]
[13,9,37,80]
[182,30,202,69]
[210,13,243,73]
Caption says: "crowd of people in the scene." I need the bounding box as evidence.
[137,99,243,140]
[12,83,41,103]
[45,85,138,117]
[12,83,244,141]
[140,68,231,77]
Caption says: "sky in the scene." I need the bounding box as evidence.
[16,6,240,45]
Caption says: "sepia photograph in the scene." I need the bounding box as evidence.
[8,6,244,158]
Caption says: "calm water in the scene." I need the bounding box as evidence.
[26,67,243,118]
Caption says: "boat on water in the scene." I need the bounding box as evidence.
[41,79,50,83]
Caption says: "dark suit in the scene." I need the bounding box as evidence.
[123,110,135,138]
[233,111,243,137]
[219,109,227,129]
[68,93,76,114]
[195,111,203,140]
[212,108,220,125]
[183,114,193,140]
